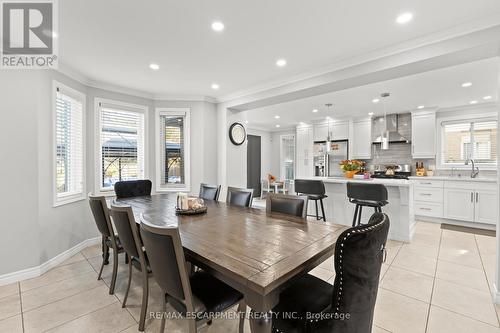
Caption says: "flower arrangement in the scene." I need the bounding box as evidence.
[339,160,365,178]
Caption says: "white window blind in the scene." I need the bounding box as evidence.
[98,102,145,190]
[280,135,295,181]
[441,119,497,166]
[54,84,85,205]
[157,109,190,191]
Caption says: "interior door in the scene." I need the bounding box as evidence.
[247,135,261,197]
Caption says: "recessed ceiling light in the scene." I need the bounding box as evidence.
[368,112,374,116]
[372,98,380,104]
[274,115,280,119]
[211,83,220,90]
[276,59,287,67]
[275,124,281,128]
[417,105,425,109]
[312,109,318,113]
[211,21,225,32]
[177,119,182,122]
[462,82,472,88]
[149,63,159,70]
[483,95,492,100]
[470,100,478,104]
[299,122,305,126]
[396,12,413,24]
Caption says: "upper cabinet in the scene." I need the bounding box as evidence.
[351,118,372,159]
[411,110,436,158]
[313,121,349,142]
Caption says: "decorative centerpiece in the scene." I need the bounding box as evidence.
[340,160,365,178]
[176,193,207,215]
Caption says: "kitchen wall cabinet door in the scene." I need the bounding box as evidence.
[411,111,436,158]
[313,123,328,142]
[474,189,497,225]
[332,121,349,141]
[443,188,474,222]
[351,119,372,159]
[296,126,313,178]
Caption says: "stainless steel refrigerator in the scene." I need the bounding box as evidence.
[325,140,349,177]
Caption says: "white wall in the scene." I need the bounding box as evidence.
[0,70,218,277]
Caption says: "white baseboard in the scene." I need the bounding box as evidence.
[0,236,101,286]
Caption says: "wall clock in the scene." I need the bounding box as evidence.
[229,122,246,145]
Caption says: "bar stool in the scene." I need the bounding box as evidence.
[347,182,388,227]
[294,179,327,221]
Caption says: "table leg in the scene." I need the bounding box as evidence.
[249,309,272,333]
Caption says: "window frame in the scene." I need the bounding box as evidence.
[94,98,149,195]
[52,80,86,207]
[279,134,295,181]
[155,108,191,193]
[437,113,497,170]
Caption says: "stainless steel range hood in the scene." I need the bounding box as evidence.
[373,114,411,144]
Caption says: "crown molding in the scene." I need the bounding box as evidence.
[217,15,500,104]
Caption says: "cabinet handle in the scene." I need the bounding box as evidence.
[476,192,479,203]
[420,193,432,196]
[419,207,432,211]
[420,182,432,185]
[471,192,473,203]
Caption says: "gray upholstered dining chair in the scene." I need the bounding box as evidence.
[226,187,254,207]
[266,193,308,219]
[88,194,124,294]
[139,217,246,333]
[199,183,221,201]
[110,204,151,332]
[114,179,152,199]
[271,212,390,333]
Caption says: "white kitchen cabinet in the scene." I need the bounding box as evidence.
[351,119,372,159]
[313,123,329,142]
[296,125,313,178]
[411,111,436,158]
[444,188,475,222]
[332,121,349,141]
[474,189,498,225]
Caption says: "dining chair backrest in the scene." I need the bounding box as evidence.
[226,187,254,207]
[109,204,141,259]
[294,179,325,196]
[266,193,308,218]
[88,194,112,238]
[139,218,192,304]
[346,182,388,202]
[199,183,221,201]
[329,212,390,332]
[114,180,152,199]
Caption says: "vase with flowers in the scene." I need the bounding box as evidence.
[340,160,365,178]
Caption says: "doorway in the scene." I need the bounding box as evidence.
[247,135,261,197]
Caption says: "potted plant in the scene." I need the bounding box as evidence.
[340,160,365,178]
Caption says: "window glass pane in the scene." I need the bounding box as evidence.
[442,122,471,164]
[160,115,185,186]
[473,121,497,164]
[55,90,84,198]
[281,135,295,180]
[100,108,144,189]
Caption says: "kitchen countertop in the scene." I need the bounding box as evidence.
[310,176,411,187]
[408,176,497,183]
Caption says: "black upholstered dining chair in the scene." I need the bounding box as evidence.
[295,179,328,221]
[110,204,151,332]
[114,180,152,199]
[347,182,388,227]
[199,183,221,201]
[226,186,254,207]
[266,193,308,219]
[88,194,124,294]
[139,217,246,333]
[271,212,390,333]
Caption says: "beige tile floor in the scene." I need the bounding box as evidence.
[0,220,498,332]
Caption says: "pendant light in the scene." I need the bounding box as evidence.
[380,93,390,150]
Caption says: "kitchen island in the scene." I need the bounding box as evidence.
[308,177,414,242]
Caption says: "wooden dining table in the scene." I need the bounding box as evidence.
[111,193,347,333]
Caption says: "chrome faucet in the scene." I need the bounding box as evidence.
[465,159,479,178]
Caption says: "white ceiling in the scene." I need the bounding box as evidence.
[245,58,499,131]
[59,0,500,98]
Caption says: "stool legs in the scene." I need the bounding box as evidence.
[352,205,359,227]
[357,206,363,226]
[353,205,383,227]
[315,200,319,220]
[319,199,326,222]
